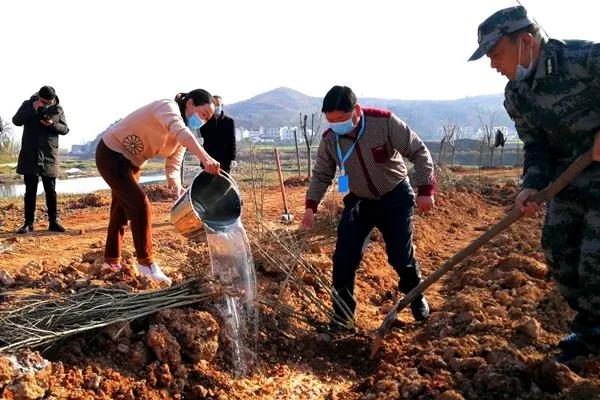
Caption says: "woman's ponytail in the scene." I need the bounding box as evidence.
[174,89,212,122]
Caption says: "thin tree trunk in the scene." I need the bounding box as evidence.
[307,146,312,178]
[293,129,301,176]
[478,141,485,168]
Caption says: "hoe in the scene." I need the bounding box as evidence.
[371,149,595,358]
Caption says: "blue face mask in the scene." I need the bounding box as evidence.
[329,114,356,135]
[515,39,535,81]
[187,112,205,130]
[214,105,223,115]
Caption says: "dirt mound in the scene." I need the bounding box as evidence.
[284,175,310,187]
[6,259,159,294]
[454,175,519,206]
[0,349,165,399]
[144,184,177,202]
[454,175,497,194]
[433,163,459,190]
[406,163,459,192]
[407,164,458,192]
[151,308,219,363]
[448,165,468,173]
[0,351,50,399]
[33,307,222,397]
[496,254,548,279]
[0,304,223,397]
[67,193,111,209]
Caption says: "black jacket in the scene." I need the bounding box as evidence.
[199,112,236,170]
[13,94,69,177]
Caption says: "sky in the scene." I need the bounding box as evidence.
[1,0,599,149]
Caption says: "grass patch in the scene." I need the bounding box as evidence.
[0,154,17,164]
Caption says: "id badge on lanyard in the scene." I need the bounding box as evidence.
[338,170,349,193]
[336,115,365,193]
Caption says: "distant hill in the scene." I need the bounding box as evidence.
[226,87,322,131]
[71,87,515,154]
[226,87,513,140]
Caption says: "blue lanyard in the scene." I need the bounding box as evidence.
[335,115,365,173]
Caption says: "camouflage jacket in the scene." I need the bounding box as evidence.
[504,38,600,190]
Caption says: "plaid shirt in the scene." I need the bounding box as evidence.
[306,107,435,212]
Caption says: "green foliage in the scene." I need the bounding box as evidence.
[0,116,19,158]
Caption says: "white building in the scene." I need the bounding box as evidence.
[279,126,305,143]
[245,129,262,142]
[279,126,294,141]
[235,127,245,142]
[265,128,280,140]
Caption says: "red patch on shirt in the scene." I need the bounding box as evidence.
[371,145,390,163]
[362,107,391,118]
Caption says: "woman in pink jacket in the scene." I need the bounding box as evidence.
[95,89,220,285]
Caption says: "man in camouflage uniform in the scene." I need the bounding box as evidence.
[469,5,600,362]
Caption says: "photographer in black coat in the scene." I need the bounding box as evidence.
[12,86,69,233]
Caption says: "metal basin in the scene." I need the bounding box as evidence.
[171,171,241,237]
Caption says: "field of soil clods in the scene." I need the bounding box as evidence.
[0,168,598,399]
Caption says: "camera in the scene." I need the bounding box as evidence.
[37,104,60,121]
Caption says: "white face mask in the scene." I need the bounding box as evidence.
[214,105,223,114]
[515,38,535,81]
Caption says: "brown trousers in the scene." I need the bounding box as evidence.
[95,140,154,265]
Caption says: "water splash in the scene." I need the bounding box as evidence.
[205,220,258,377]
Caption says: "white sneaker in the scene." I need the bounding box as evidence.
[150,263,172,286]
[137,263,172,286]
[136,264,152,277]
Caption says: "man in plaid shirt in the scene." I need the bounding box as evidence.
[302,85,436,330]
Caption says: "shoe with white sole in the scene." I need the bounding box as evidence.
[136,264,152,277]
[102,262,122,271]
[136,263,172,286]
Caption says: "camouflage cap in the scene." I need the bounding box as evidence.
[468,6,533,61]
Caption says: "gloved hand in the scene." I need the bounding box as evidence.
[230,160,238,169]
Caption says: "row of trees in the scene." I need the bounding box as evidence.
[436,105,521,168]
[244,103,518,176]
[438,124,514,167]
[292,107,518,173]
